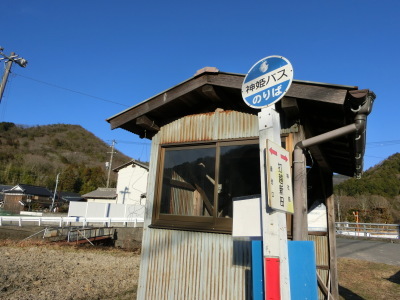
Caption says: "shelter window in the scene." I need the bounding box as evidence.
[152,139,261,233]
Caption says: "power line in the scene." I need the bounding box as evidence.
[13,72,130,108]
[366,140,400,148]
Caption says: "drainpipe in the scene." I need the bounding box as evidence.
[292,91,375,241]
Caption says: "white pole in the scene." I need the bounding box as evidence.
[259,105,290,299]
[106,140,116,188]
[51,173,60,212]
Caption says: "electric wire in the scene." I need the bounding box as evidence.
[366,140,400,148]
[13,72,130,107]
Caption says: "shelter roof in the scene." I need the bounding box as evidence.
[81,188,117,199]
[107,68,375,177]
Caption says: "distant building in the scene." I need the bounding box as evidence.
[113,160,149,205]
[3,184,53,213]
[58,191,85,202]
[0,185,13,208]
[81,187,117,203]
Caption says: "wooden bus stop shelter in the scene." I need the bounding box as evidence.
[107,67,375,299]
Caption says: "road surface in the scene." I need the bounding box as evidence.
[336,236,400,266]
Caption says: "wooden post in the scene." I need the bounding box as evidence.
[292,125,308,240]
[327,193,339,299]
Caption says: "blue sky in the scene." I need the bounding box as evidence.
[1,0,399,171]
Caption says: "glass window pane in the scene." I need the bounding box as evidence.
[160,147,216,216]
[218,144,260,218]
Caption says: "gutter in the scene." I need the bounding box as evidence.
[292,90,375,241]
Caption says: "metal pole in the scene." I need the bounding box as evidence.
[293,123,359,241]
[0,52,14,103]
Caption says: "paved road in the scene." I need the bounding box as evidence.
[336,237,400,266]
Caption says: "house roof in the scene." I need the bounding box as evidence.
[0,185,13,192]
[0,185,12,201]
[58,191,84,202]
[4,184,53,197]
[107,68,376,177]
[113,159,149,172]
[81,188,117,199]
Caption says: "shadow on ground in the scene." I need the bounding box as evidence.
[386,270,400,284]
[339,285,364,299]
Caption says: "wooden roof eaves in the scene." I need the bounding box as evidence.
[108,75,209,130]
[107,71,354,131]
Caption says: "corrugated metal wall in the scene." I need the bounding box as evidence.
[160,110,259,144]
[137,110,258,299]
[137,110,333,299]
[140,229,252,300]
[308,234,330,300]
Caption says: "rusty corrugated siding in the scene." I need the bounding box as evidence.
[140,229,251,300]
[137,111,258,299]
[160,110,258,144]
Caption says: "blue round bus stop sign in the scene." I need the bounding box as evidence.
[242,56,293,109]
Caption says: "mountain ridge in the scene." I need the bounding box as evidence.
[334,153,400,223]
[0,122,133,194]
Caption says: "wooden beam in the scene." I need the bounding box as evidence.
[303,118,332,172]
[136,115,160,132]
[108,75,209,129]
[169,179,195,191]
[327,192,339,299]
[281,97,300,119]
[201,84,222,102]
[292,124,308,241]
[317,271,333,299]
[194,184,213,216]
[286,83,348,105]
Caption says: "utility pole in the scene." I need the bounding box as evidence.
[106,140,116,188]
[51,173,60,212]
[0,47,28,103]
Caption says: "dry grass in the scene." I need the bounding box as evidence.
[0,238,139,256]
[1,240,398,299]
[338,258,400,299]
[0,239,140,300]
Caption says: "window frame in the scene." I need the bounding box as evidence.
[150,138,260,233]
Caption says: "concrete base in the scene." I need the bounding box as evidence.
[113,227,143,250]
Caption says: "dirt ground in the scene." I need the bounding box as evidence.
[1,227,399,299]
[0,240,141,300]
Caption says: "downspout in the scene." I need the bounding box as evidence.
[292,90,375,241]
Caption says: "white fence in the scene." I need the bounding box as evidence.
[68,202,145,219]
[336,222,399,239]
[0,202,145,228]
[0,215,144,227]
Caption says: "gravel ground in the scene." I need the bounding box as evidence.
[0,241,141,300]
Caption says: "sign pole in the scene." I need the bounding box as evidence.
[241,55,294,299]
[258,105,290,299]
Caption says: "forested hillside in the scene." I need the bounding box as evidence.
[0,122,132,194]
[334,153,400,223]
